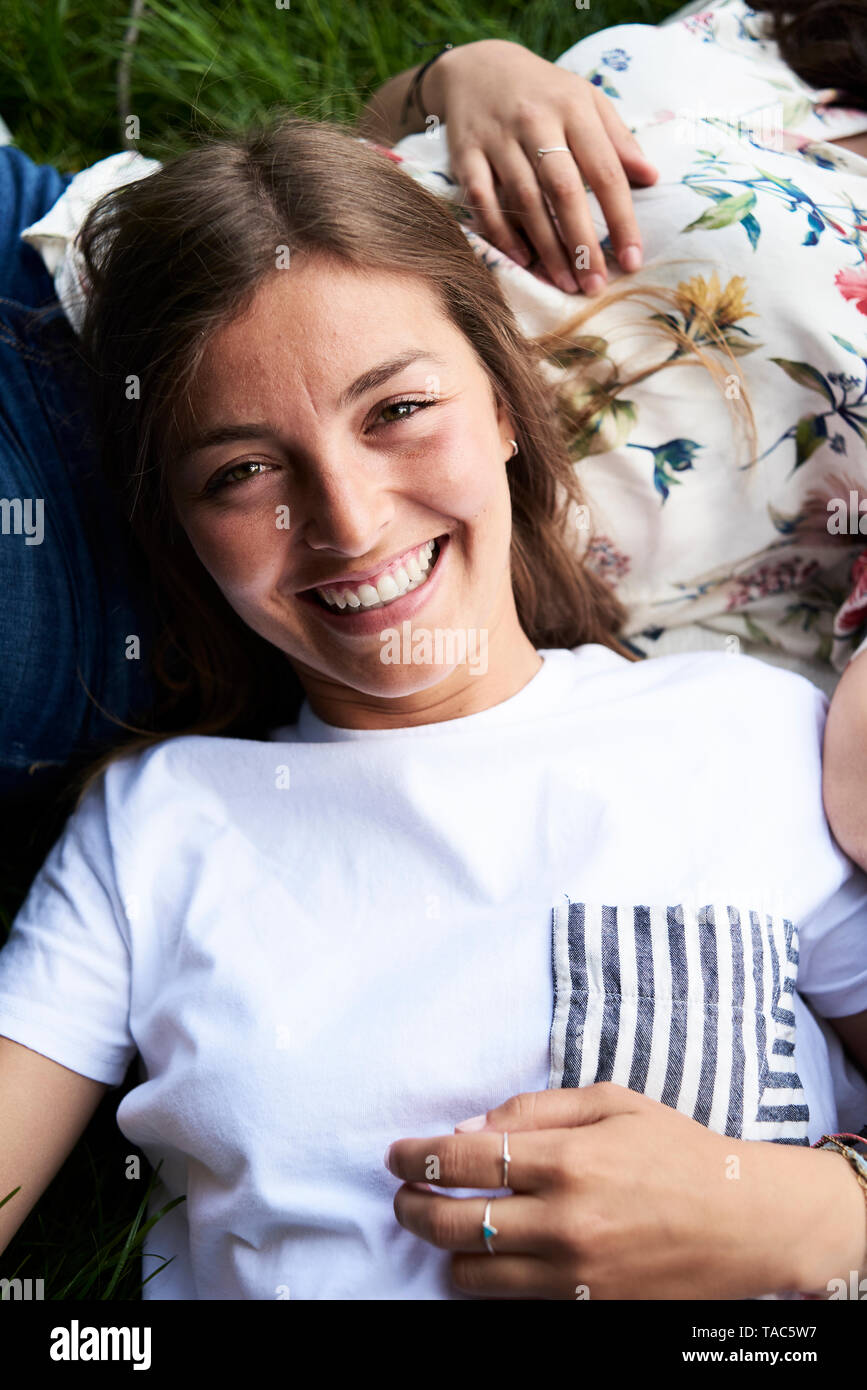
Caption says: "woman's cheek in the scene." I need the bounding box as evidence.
[405,416,503,516]
[184,504,287,601]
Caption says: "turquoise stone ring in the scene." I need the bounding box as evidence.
[482,1199,498,1254]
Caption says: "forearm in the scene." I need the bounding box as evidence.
[355,62,429,146]
[823,646,867,872]
[355,41,491,147]
[785,1142,867,1294]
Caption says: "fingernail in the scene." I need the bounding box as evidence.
[620,245,642,272]
[384,1143,393,1168]
[454,1113,487,1132]
[556,268,580,294]
[508,244,530,267]
[581,273,606,296]
[408,1182,433,1191]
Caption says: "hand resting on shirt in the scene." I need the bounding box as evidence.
[386,1079,867,1299]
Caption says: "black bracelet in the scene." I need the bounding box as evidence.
[399,42,454,128]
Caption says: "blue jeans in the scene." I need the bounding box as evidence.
[0,146,154,806]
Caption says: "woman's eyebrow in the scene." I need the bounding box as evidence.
[337,350,448,407]
[175,350,448,464]
[175,422,277,463]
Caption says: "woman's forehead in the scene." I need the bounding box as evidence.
[217,256,446,340]
[190,268,461,395]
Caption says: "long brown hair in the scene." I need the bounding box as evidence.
[75,112,641,792]
[749,0,867,110]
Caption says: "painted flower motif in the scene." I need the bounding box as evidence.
[627,438,703,502]
[674,271,757,329]
[835,266,867,317]
[681,158,854,249]
[798,144,842,172]
[725,558,820,610]
[834,550,867,636]
[462,228,509,273]
[681,12,716,42]
[585,65,621,98]
[649,271,761,359]
[780,600,827,636]
[827,371,863,391]
[831,433,847,454]
[601,47,630,72]
[767,502,804,536]
[584,536,631,586]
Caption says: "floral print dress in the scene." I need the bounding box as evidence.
[381,0,867,689]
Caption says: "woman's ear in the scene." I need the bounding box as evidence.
[495,396,517,457]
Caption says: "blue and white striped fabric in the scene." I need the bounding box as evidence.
[549,901,809,1144]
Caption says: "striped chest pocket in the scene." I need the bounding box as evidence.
[548,901,809,1145]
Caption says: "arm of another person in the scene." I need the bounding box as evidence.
[823,646,867,873]
[356,39,658,296]
[0,1036,108,1256]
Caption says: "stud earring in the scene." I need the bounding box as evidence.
[508,439,519,458]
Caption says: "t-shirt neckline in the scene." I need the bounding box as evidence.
[283,648,574,743]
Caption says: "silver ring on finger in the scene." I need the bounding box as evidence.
[535,145,572,168]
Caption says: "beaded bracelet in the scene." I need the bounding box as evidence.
[814,1133,867,1272]
[399,42,454,128]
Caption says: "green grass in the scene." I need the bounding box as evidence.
[0,0,685,171]
[0,0,681,1300]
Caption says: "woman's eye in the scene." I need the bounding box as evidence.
[374,397,436,428]
[206,460,273,494]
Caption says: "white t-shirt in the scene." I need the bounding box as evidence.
[0,644,865,1300]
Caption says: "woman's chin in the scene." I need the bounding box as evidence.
[336,651,477,699]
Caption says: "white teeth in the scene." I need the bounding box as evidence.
[376,573,399,602]
[314,538,441,612]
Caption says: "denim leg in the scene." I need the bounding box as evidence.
[0,146,73,304]
[0,146,156,804]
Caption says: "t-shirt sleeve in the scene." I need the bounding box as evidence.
[797,868,867,1019]
[0,776,136,1088]
[792,686,867,1020]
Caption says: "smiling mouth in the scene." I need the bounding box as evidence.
[300,535,447,615]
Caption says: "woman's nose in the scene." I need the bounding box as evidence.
[294,453,393,556]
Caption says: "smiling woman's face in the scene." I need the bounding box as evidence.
[167,253,541,728]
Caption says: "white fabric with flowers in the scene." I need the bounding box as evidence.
[385,0,867,690]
